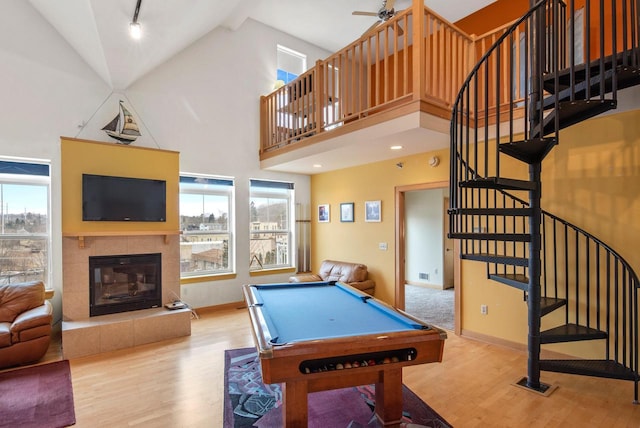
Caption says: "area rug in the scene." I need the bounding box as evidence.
[224,348,451,428]
[0,360,76,428]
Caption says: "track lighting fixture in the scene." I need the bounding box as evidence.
[129,0,142,40]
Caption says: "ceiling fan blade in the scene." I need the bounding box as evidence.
[396,23,404,36]
[352,11,378,16]
[362,20,382,36]
[385,0,396,11]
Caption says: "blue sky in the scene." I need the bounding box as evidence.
[0,184,48,215]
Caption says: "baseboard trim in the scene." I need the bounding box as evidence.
[193,301,246,314]
[460,329,576,359]
[405,281,448,290]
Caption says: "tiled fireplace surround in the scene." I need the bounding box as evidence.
[61,234,191,359]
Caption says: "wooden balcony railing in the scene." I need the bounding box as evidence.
[259,4,523,158]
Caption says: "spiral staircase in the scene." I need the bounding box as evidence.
[448,0,640,401]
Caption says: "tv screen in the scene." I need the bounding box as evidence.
[82,174,166,222]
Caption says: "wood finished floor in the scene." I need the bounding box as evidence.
[38,306,640,427]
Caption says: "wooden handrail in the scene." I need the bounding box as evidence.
[259,5,483,156]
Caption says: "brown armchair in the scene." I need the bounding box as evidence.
[289,260,376,295]
[0,281,53,368]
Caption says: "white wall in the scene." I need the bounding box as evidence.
[0,1,113,323]
[405,189,444,286]
[1,1,331,313]
[119,19,330,307]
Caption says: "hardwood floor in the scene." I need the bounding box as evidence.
[41,306,640,427]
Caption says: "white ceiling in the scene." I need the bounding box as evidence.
[28,0,496,90]
[27,0,497,173]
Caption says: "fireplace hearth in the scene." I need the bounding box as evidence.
[89,253,162,317]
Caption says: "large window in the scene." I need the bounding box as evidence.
[0,160,50,286]
[249,179,294,270]
[179,175,234,277]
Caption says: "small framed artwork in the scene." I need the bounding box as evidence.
[318,204,330,222]
[365,200,381,222]
[340,202,354,222]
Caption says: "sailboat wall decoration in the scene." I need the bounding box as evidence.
[102,100,141,144]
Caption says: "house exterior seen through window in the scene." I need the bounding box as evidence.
[179,175,234,277]
[0,160,50,286]
[250,179,294,270]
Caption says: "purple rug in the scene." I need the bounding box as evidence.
[0,360,76,428]
[224,348,451,427]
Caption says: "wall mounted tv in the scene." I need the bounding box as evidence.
[82,174,166,222]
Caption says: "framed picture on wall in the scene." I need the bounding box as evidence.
[365,200,381,222]
[340,202,354,222]
[318,204,330,222]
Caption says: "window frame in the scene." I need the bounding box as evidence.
[249,179,295,271]
[277,44,307,84]
[0,159,51,287]
[179,173,235,279]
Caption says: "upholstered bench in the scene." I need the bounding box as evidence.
[289,259,376,295]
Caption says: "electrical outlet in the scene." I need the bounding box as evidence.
[481,304,488,315]
[378,242,388,251]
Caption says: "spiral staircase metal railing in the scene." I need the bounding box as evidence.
[448,0,640,401]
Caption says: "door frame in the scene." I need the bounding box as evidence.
[395,181,461,335]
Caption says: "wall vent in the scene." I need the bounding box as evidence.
[419,272,429,280]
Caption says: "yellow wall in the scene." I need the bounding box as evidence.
[311,108,640,358]
[460,108,640,356]
[61,137,180,233]
[311,149,450,304]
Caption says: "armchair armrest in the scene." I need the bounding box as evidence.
[11,300,52,333]
[289,273,322,283]
[347,279,376,295]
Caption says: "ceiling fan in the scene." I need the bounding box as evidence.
[352,0,405,35]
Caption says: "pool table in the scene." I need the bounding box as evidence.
[243,281,447,427]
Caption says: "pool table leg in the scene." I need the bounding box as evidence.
[375,367,404,427]
[283,380,308,428]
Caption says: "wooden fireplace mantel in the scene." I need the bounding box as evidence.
[63,230,182,248]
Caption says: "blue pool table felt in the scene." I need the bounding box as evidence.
[250,282,427,344]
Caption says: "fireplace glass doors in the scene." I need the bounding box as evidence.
[89,253,161,316]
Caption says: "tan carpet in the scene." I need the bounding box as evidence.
[404,285,454,331]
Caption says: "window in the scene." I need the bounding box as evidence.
[179,175,234,277]
[0,160,50,286]
[249,180,294,270]
[277,45,306,84]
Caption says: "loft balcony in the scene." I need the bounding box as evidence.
[259,3,531,173]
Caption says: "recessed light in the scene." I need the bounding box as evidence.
[313,164,322,168]
[390,145,403,150]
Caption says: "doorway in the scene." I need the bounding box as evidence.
[395,181,459,334]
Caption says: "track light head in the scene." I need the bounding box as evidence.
[129,0,142,40]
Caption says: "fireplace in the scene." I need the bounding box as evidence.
[89,253,162,317]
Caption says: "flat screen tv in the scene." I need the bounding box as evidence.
[82,174,166,222]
